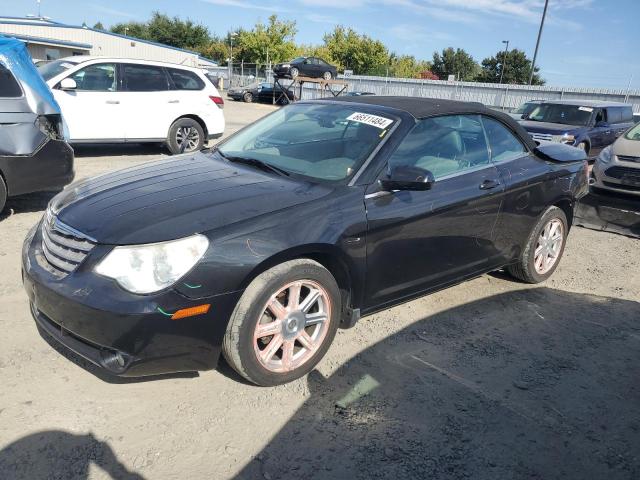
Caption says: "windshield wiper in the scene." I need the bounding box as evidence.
[216,150,290,177]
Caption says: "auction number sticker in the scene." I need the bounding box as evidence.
[578,106,594,112]
[347,112,393,129]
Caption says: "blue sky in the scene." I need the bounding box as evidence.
[5,0,639,89]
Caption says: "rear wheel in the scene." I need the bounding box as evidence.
[0,175,6,214]
[167,118,204,155]
[223,259,341,386]
[243,92,253,103]
[323,71,333,80]
[507,206,568,283]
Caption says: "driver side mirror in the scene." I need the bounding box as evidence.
[379,165,434,192]
[59,78,77,90]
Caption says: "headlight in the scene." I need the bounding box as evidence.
[551,134,575,144]
[282,64,290,68]
[597,145,613,165]
[95,234,209,294]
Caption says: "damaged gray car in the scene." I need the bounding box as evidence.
[0,38,74,214]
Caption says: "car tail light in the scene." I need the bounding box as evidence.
[35,114,63,139]
[209,95,224,109]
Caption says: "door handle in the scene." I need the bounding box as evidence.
[168,100,180,104]
[105,100,120,105]
[479,179,500,190]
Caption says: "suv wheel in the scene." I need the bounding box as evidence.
[167,118,204,155]
[507,206,568,283]
[223,259,341,386]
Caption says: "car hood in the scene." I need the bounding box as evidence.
[519,121,582,135]
[613,136,640,157]
[50,151,331,245]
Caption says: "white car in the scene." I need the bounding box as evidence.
[38,56,225,154]
[592,122,640,196]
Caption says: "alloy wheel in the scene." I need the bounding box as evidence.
[176,126,200,152]
[253,280,331,373]
[534,218,564,274]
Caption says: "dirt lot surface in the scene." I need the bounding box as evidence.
[1,101,639,480]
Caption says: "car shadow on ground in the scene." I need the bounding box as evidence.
[235,287,640,480]
[72,143,168,158]
[0,191,57,220]
[0,430,144,479]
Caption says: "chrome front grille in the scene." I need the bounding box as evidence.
[529,132,553,142]
[617,155,640,163]
[41,210,96,276]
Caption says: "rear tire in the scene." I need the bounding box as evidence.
[507,206,568,284]
[167,118,204,155]
[323,71,333,80]
[0,175,6,214]
[223,259,341,386]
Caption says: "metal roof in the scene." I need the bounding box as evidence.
[2,33,91,50]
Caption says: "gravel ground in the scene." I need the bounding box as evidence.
[0,100,639,480]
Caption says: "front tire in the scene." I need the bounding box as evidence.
[243,92,253,103]
[289,67,299,79]
[167,118,204,155]
[223,259,341,386]
[507,206,568,283]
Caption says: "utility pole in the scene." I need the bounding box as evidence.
[529,0,549,85]
[499,40,509,84]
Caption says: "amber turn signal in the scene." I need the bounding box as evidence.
[171,304,211,320]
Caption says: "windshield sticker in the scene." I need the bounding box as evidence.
[578,107,594,112]
[347,112,393,129]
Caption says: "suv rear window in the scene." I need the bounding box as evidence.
[0,64,22,97]
[167,68,204,90]
[122,64,169,92]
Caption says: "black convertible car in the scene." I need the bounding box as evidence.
[273,56,338,80]
[23,97,588,386]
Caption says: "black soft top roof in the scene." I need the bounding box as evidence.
[331,95,537,150]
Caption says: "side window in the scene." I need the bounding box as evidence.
[621,107,634,123]
[311,58,320,65]
[594,109,607,124]
[167,68,204,90]
[122,64,169,92]
[69,63,116,91]
[607,107,622,124]
[0,64,22,97]
[481,117,528,163]
[388,115,490,179]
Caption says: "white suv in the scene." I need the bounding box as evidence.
[38,56,225,154]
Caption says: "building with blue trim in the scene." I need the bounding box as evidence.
[0,16,217,68]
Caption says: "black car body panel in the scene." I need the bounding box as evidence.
[273,57,338,80]
[0,38,74,202]
[228,82,294,104]
[23,97,588,377]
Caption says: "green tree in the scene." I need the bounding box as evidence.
[323,26,388,75]
[477,48,544,85]
[111,12,210,52]
[200,38,230,65]
[234,15,298,64]
[93,21,104,30]
[388,54,432,79]
[431,47,479,81]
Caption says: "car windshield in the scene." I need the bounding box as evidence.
[625,123,640,141]
[218,103,396,182]
[527,104,593,126]
[513,102,538,115]
[37,59,79,81]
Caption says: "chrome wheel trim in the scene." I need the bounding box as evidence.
[176,126,200,152]
[534,218,564,275]
[253,280,331,373]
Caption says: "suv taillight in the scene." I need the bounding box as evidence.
[35,114,63,140]
[209,96,224,109]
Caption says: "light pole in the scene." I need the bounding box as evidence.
[529,0,549,85]
[499,40,509,84]
[229,32,237,85]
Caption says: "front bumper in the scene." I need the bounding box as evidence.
[592,160,640,197]
[22,223,242,377]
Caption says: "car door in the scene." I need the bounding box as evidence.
[480,115,551,261]
[119,63,172,141]
[52,62,125,141]
[364,114,504,309]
